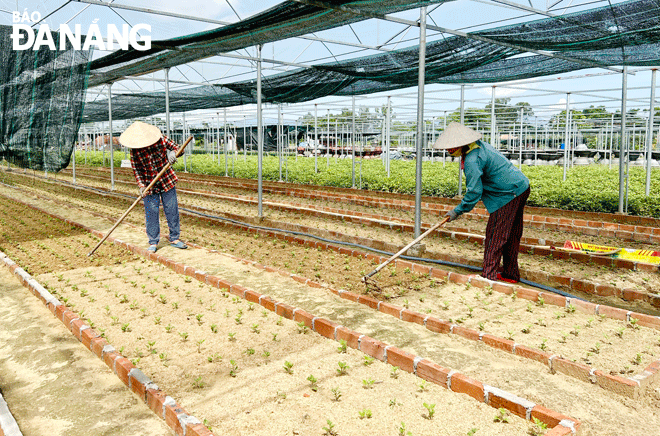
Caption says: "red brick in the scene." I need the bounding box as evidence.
[54,304,68,322]
[552,357,591,383]
[486,389,531,419]
[468,276,492,289]
[258,296,275,312]
[594,284,617,297]
[482,334,515,353]
[450,373,484,402]
[548,275,572,288]
[552,250,570,261]
[293,309,314,328]
[114,357,133,386]
[412,263,431,275]
[573,219,588,227]
[314,318,339,339]
[71,319,86,340]
[545,426,573,436]
[229,284,247,297]
[426,317,452,334]
[415,359,450,388]
[516,287,540,302]
[80,327,100,349]
[291,275,308,284]
[571,298,598,315]
[359,336,388,361]
[631,312,660,329]
[193,270,207,283]
[401,309,426,325]
[514,344,550,365]
[531,405,571,429]
[636,262,658,272]
[61,310,79,331]
[244,290,261,303]
[164,403,185,435]
[492,282,515,295]
[129,370,148,400]
[103,351,119,370]
[146,388,167,418]
[591,256,613,267]
[619,224,635,232]
[358,294,379,309]
[452,325,481,342]
[569,252,591,263]
[90,337,108,358]
[386,346,416,373]
[335,327,360,349]
[613,258,636,270]
[275,302,295,319]
[186,423,213,436]
[594,370,639,398]
[429,268,449,280]
[449,272,470,284]
[339,291,359,303]
[598,304,628,321]
[379,302,402,318]
[572,280,596,295]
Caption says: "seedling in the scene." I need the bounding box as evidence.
[362,378,375,389]
[179,332,189,342]
[363,356,375,366]
[423,402,436,420]
[628,318,640,330]
[283,361,294,374]
[526,303,534,313]
[276,316,284,326]
[418,380,428,392]
[331,387,342,401]
[229,360,238,377]
[165,324,174,333]
[297,321,309,334]
[540,339,548,351]
[322,419,338,436]
[590,342,601,354]
[307,374,318,392]
[585,317,594,328]
[196,339,205,353]
[398,422,412,436]
[251,324,260,334]
[478,322,485,331]
[358,409,372,419]
[521,324,532,334]
[192,376,205,389]
[262,350,271,358]
[121,323,131,332]
[390,366,400,379]
[336,361,349,376]
[234,313,243,324]
[529,417,548,436]
[493,407,510,423]
[632,353,642,365]
[506,330,515,341]
[565,303,576,314]
[337,339,347,354]
[245,348,255,355]
[536,296,545,307]
[615,327,625,338]
[228,332,236,341]
[158,294,167,304]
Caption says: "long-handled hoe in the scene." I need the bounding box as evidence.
[87,136,193,257]
[361,216,450,291]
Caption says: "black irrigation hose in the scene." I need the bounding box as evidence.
[38,176,584,301]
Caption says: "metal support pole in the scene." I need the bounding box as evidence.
[182,113,188,172]
[165,68,170,137]
[618,67,628,214]
[414,6,426,238]
[458,84,465,197]
[278,105,283,181]
[563,93,570,181]
[519,107,523,169]
[257,45,263,218]
[386,96,391,177]
[314,104,318,173]
[352,96,356,188]
[108,84,114,190]
[646,69,656,196]
[491,86,496,147]
[224,108,228,176]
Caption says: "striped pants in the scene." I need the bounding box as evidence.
[482,187,530,281]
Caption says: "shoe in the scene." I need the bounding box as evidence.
[170,240,188,249]
[147,245,158,253]
[496,273,518,284]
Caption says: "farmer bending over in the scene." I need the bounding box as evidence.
[434,122,530,283]
[119,121,188,253]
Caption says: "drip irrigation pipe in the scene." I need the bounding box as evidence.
[26,176,583,301]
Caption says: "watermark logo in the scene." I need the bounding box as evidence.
[11,10,151,51]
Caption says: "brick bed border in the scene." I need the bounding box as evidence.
[12,170,660,307]
[0,201,581,435]
[4,189,659,399]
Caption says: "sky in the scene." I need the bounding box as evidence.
[2,0,657,126]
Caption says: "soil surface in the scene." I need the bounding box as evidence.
[2,166,660,435]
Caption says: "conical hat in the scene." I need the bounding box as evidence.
[119,121,162,149]
[432,122,482,150]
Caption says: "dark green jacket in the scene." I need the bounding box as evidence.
[453,140,529,216]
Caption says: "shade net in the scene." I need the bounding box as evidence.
[81,0,660,123]
[0,26,91,171]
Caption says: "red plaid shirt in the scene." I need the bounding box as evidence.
[130,136,178,195]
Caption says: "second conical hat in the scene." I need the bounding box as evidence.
[119,121,162,149]
[432,122,482,150]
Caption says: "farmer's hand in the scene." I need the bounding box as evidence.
[167,149,177,165]
[444,209,459,222]
[139,186,146,197]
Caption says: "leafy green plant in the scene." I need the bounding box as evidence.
[322,419,338,436]
[362,378,375,389]
[283,361,294,374]
[337,339,347,353]
[494,407,510,423]
[423,402,436,420]
[331,387,342,401]
[229,360,238,377]
[336,361,349,376]
[358,409,372,419]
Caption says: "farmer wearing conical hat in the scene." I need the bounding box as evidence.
[119,121,188,253]
[434,122,530,283]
